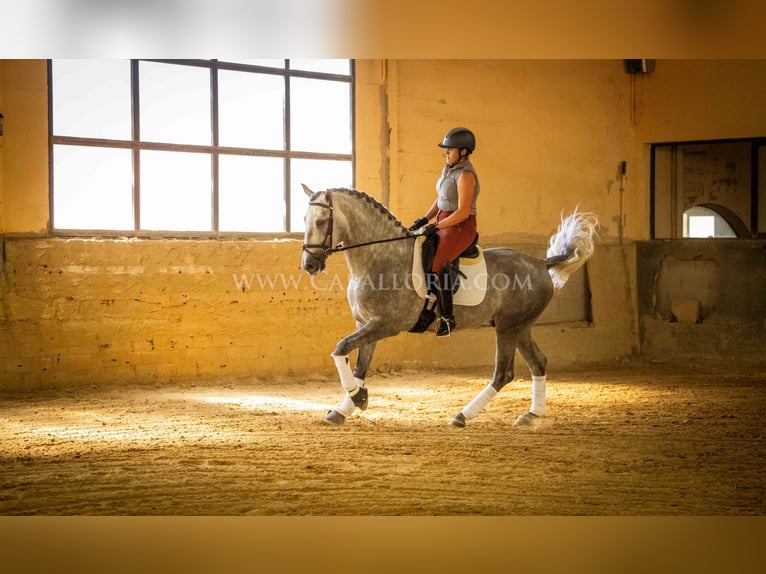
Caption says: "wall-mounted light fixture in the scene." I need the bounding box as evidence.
[624,59,655,74]
[0,113,4,136]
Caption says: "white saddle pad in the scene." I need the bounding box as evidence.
[411,236,488,307]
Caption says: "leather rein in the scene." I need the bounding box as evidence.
[301,191,416,262]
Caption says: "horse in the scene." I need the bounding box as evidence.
[300,185,598,427]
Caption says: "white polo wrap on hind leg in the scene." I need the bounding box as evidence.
[331,354,365,417]
[530,375,547,416]
[462,384,498,420]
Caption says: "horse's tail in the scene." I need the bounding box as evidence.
[544,207,599,289]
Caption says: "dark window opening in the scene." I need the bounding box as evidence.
[651,139,766,239]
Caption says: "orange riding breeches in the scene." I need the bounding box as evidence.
[431,211,478,273]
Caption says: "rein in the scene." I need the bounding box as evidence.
[329,234,416,254]
[302,191,416,259]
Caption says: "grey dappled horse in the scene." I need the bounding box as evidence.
[300,186,598,427]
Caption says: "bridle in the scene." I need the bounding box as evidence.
[301,190,417,266]
[301,192,336,266]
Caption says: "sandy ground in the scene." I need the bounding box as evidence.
[1,357,764,516]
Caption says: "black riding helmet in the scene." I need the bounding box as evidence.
[438,127,476,154]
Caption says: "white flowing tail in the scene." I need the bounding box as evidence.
[545,208,599,289]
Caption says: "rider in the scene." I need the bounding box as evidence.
[409,127,480,337]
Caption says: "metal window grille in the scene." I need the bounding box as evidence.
[48,59,355,236]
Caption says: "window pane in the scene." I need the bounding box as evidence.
[139,62,211,145]
[290,158,352,232]
[683,206,737,238]
[53,145,134,230]
[290,77,351,154]
[219,70,284,150]
[687,215,715,238]
[290,59,350,75]
[52,60,132,139]
[51,59,354,236]
[140,151,212,231]
[219,155,285,232]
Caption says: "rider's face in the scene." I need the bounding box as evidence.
[444,147,460,165]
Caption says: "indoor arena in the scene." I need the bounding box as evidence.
[1,55,764,570]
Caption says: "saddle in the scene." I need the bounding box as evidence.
[409,233,486,333]
[419,233,480,295]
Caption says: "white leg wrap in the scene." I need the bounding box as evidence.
[335,394,356,417]
[331,355,367,418]
[331,354,359,395]
[530,375,547,416]
[462,384,498,420]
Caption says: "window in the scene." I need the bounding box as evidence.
[683,206,737,238]
[651,139,765,239]
[50,59,354,234]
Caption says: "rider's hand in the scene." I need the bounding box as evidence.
[422,223,439,237]
[408,217,429,231]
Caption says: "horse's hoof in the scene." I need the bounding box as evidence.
[513,411,541,427]
[448,413,466,428]
[351,386,368,411]
[325,410,346,425]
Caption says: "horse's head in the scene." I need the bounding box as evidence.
[300,184,334,275]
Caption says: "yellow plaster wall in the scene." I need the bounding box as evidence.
[379,60,634,244]
[353,59,389,202]
[0,60,49,234]
[0,62,4,231]
[634,60,766,144]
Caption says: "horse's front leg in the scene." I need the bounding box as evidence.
[325,321,394,425]
[351,339,378,410]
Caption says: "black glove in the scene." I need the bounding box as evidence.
[422,223,439,236]
[408,217,429,231]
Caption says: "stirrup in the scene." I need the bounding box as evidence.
[435,316,456,338]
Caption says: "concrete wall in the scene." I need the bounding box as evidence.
[0,236,637,389]
[0,237,354,387]
[2,59,766,388]
[628,60,766,362]
[636,240,766,361]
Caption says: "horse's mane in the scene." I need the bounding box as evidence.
[314,187,408,232]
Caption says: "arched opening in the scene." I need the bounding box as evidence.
[682,203,747,238]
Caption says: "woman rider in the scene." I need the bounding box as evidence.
[410,127,480,337]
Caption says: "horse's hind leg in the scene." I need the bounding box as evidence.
[449,326,520,428]
[514,328,548,427]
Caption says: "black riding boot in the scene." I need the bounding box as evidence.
[434,272,456,338]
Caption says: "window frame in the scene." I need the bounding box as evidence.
[650,137,765,240]
[47,59,355,238]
